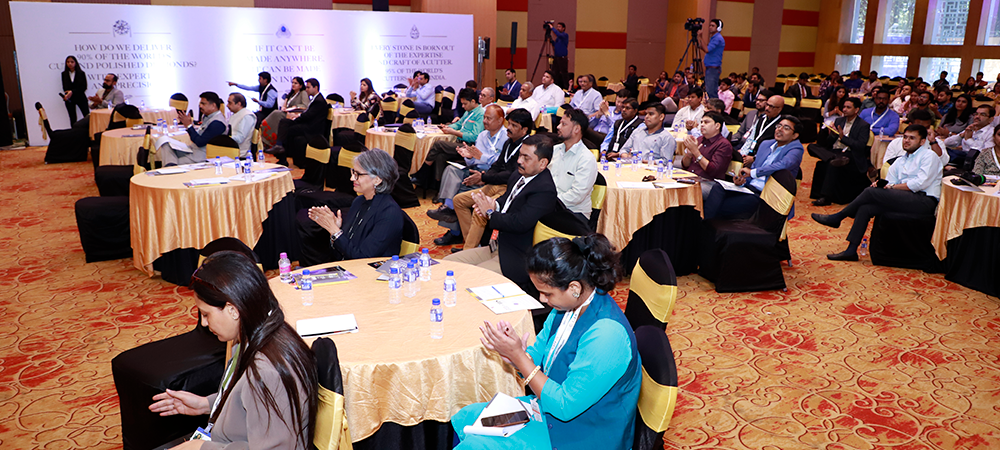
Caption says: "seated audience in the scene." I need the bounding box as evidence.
[159,92,228,166]
[824,86,847,120]
[680,112,735,205]
[971,127,1000,176]
[961,76,979,94]
[620,103,675,162]
[148,251,317,450]
[480,87,496,107]
[659,71,690,113]
[405,71,435,115]
[87,73,124,109]
[652,71,670,100]
[451,235,641,450]
[890,84,913,115]
[532,70,565,110]
[717,78,735,114]
[349,78,382,119]
[227,71,278,125]
[551,109,600,222]
[882,108,949,167]
[943,105,996,167]
[507,82,540,120]
[702,98,733,138]
[933,87,954,118]
[569,74,603,128]
[417,88,484,184]
[844,71,864,92]
[809,97,872,206]
[704,115,804,219]
[226,93,256,158]
[673,87,706,131]
[302,149,403,262]
[937,94,973,136]
[737,95,785,158]
[453,108,533,250]
[743,72,766,106]
[785,72,814,101]
[860,88,900,136]
[261,77,310,148]
[269,78,329,167]
[987,82,1000,100]
[860,71,882,94]
[428,105,507,245]
[602,97,643,159]
[733,90,770,147]
[621,64,639,96]
[932,71,950,91]
[818,71,840,101]
[812,124,943,261]
[593,88,630,135]
[499,68,522,102]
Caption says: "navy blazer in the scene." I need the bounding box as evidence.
[333,193,403,260]
[489,169,560,291]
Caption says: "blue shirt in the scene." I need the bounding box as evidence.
[844,78,863,91]
[469,128,507,170]
[405,84,435,111]
[234,83,277,109]
[860,106,900,136]
[553,29,569,57]
[705,33,725,67]
[503,80,521,98]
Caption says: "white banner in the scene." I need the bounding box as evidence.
[10,2,473,145]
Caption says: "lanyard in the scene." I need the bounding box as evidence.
[543,291,596,370]
[616,117,639,144]
[206,343,241,433]
[869,108,890,130]
[751,115,782,142]
[502,140,523,163]
[261,83,272,99]
[485,131,503,155]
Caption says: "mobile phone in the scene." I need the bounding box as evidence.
[676,178,697,185]
[480,411,529,428]
[875,179,889,188]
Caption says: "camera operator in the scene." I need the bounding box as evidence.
[546,21,570,89]
[698,19,726,99]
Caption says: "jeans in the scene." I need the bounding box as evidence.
[705,66,721,99]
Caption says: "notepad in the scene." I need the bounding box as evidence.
[467,283,544,314]
[183,177,229,187]
[227,173,274,183]
[716,179,754,194]
[296,314,359,337]
[616,181,657,189]
[147,167,189,175]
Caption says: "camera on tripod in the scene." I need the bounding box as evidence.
[543,20,555,31]
[684,17,704,33]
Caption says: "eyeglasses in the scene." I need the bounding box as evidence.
[775,124,794,131]
[765,103,780,109]
[351,169,371,178]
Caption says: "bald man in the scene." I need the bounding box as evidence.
[740,95,785,164]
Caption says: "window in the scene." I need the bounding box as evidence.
[835,55,862,74]
[978,0,1000,45]
[841,0,868,44]
[926,0,970,45]
[974,59,1000,81]
[920,57,962,85]
[871,56,909,79]
[877,0,916,44]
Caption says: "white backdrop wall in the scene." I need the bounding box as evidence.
[10,2,473,145]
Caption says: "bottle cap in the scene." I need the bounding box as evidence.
[408,261,415,268]
[303,269,311,275]
[390,267,399,274]
[392,255,399,261]
[432,298,441,305]
[446,270,454,276]
[280,252,287,258]
[422,248,429,253]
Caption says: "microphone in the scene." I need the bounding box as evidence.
[35,102,43,111]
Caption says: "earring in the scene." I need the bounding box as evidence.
[573,291,580,298]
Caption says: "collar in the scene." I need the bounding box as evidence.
[700,132,723,145]
[644,126,665,136]
[561,139,586,154]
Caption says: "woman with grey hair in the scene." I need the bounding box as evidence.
[304,149,403,261]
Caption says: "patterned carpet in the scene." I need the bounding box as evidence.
[1,146,998,449]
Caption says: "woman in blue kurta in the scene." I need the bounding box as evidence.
[452,235,642,450]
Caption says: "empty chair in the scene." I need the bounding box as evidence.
[400,211,420,256]
[205,135,240,159]
[389,124,420,208]
[39,102,91,164]
[327,93,346,108]
[436,87,455,124]
[75,196,132,262]
[312,337,352,450]
[353,112,371,142]
[624,249,678,331]
[329,129,367,196]
[295,136,356,212]
[632,326,679,450]
[589,172,607,231]
[379,96,399,126]
[92,125,154,197]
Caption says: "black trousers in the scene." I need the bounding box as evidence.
[834,187,938,245]
[552,56,569,89]
[65,95,90,125]
[810,145,870,203]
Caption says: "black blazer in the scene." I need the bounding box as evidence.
[332,193,404,260]
[62,70,88,98]
[294,94,332,137]
[481,135,525,186]
[822,116,872,172]
[489,169,559,291]
[784,83,814,101]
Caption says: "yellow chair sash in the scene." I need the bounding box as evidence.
[354,120,370,135]
[867,131,875,147]
[781,97,798,108]
[403,116,415,125]
[629,263,678,323]
[37,108,48,140]
[314,386,353,450]
[556,107,566,117]
[339,149,361,168]
[880,162,891,180]
[399,104,414,117]
[306,145,331,164]
[725,124,740,135]
[400,240,419,257]
[382,100,399,113]
[532,222,579,245]
[435,92,443,103]
[589,149,600,161]
[206,144,240,159]
[169,99,188,111]
[327,108,336,120]
[637,367,677,433]
[395,132,416,151]
[591,184,607,210]
[800,98,822,109]
[727,160,743,177]
[112,111,125,122]
[126,118,144,128]
[760,177,795,215]
[443,91,456,100]
[252,128,261,145]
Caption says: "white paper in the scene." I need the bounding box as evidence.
[950,183,984,193]
[716,179,754,194]
[155,135,190,152]
[187,177,230,186]
[296,314,359,337]
[150,167,188,175]
[616,181,657,189]
[652,181,688,189]
[480,294,544,314]
[468,283,524,301]
[462,393,533,438]
[447,161,467,170]
[227,173,274,182]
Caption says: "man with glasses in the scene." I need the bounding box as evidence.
[733,89,771,147]
[601,97,643,160]
[569,74,603,128]
[738,95,785,162]
[943,105,996,167]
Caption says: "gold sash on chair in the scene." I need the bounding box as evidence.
[532,222,580,245]
[314,385,353,450]
[306,144,331,164]
[169,98,188,111]
[629,263,678,324]
[206,143,240,159]
[637,367,678,434]
[339,149,361,169]
[37,107,48,140]
[354,118,371,136]
[395,131,416,151]
[760,177,796,215]
[399,102,414,118]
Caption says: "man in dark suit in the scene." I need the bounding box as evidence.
[784,72,814,102]
[732,89,770,146]
[808,97,872,206]
[444,134,559,295]
[267,77,331,167]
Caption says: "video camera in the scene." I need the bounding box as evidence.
[684,17,704,33]
[543,20,555,31]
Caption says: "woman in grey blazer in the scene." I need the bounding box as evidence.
[149,251,318,450]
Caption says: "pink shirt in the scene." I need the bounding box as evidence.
[718,89,735,114]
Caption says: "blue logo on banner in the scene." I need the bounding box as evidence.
[277,25,291,38]
[410,25,420,39]
[112,20,131,38]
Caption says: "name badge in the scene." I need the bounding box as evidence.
[190,427,212,441]
[740,138,756,155]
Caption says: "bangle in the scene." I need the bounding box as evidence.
[523,365,541,387]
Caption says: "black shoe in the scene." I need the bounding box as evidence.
[827,250,859,261]
[450,247,464,253]
[427,206,458,223]
[275,158,289,167]
[830,156,850,167]
[811,213,841,228]
[812,197,832,206]
[434,232,464,246]
[264,145,285,155]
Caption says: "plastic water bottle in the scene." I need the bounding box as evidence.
[257,147,265,167]
[426,116,432,125]
[388,267,402,304]
[418,248,432,281]
[656,160,665,179]
[243,158,253,182]
[443,270,457,307]
[404,261,419,298]
[299,269,313,306]
[278,252,292,283]
[615,159,622,176]
[429,298,443,339]
[647,151,655,170]
[389,255,401,273]
[600,154,609,172]
[631,153,639,171]
[667,159,674,180]
[859,237,868,257]
[172,118,179,131]
[214,157,223,175]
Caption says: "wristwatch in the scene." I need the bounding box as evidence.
[485,208,495,219]
[694,155,704,164]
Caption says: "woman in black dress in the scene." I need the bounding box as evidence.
[61,55,89,124]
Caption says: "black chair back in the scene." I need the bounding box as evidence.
[199,237,260,263]
[624,249,678,331]
[438,87,455,123]
[751,169,797,234]
[589,172,607,231]
[312,337,344,395]
[632,326,678,450]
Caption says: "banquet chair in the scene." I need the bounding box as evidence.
[400,212,420,256]
[93,125,154,197]
[698,169,797,292]
[433,85,444,116]
[624,249,678,331]
[390,124,421,208]
[532,207,592,245]
[75,196,131,262]
[436,87,455,124]
[38,102,91,164]
[632,326,678,450]
[589,173,607,231]
[330,128,368,196]
[205,135,240,159]
[401,110,419,125]
[353,112,372,142]
[312,337,353,450]
[295,136,331,192]
[250,126,261,161]
[327,93,346,108]
[379,97,399,126]
[398,99,415,123]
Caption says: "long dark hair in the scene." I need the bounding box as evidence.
[288,76,305,98]
[191,251,318,448]
[526,235,621,293]
[360,78,376,97]
[943,94,973,126]
[64,55,81,73]
[826,86,847,112]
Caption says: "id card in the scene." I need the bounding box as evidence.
[190,427,212,441]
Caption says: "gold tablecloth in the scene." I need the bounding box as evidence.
[365,127,457,175]
[89,108,179,139]
[99,128,192,166]
[272,258,533,441]
[129,163,294,276]
[596,165,704,251]
[931,177,1000,260]
[536,113,553,132]
[870,134,896,169]
[605,82,652,103]
[332,109,361,130]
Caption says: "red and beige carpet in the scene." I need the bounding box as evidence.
[1,146,998,449]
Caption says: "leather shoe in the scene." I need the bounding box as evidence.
[434,232,464,246]
[830,156,850,167]
[264,145,285,156]
[827,250,859,261]
[812,197,832,206]
[427,205,458,223]
[811,213,841,228]
[450,247,464,253]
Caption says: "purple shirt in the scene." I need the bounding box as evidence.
[689,133,733,180]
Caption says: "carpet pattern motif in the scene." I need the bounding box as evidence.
[1,147,998,449]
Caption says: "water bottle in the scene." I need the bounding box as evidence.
[615,159,622,176]
[647,151,655,170]
[667,159,674,180]
[859,237,868,257]
[278,252,292,283]
[389,255,401,273]
[429,298,444,339]
[172,118,179,131]
[418,248,432,281]
[631,153,639,171]
[257,147,265,167]
[299,269,313,306]
[388,267,402,304]
[426,116,432,125]
[600,154,608,172]
[404,261,419,298]
[243,158,253,182]
[656,160,665,179]
[443,270,457,307]
[214,156,223,175]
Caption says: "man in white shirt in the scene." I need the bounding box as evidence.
[87,73,124,109]
[479,87,496,107]
[673,87,706,131]
[549,108,599,222]
[882,108,949,168]
[532,70,564,109]
[226,93,256,158]
[508,82,539,120]
[813,124,943,261]
[943,105,995,167]
[569,74,603,128]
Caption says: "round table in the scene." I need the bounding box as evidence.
[595,165,703,251]
[932,177,1000,260]
[99,127,193,166]
[129,163,294,276]
[870,134,896,169]
[89,108,178,139]
[365,126,457,175]
[272,258,533,441]
[331,108,362,129]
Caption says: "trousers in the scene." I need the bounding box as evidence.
[834,187,938,245]
[454,184,507,248]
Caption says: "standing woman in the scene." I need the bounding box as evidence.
[149,251,318,450]
[61,56,89,124]
[350,78,382,120]
[261,76,310,149]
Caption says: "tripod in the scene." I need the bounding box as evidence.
[675,30,704,78]
[531,27,554,82]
